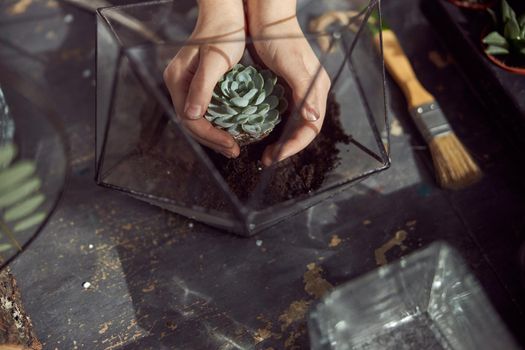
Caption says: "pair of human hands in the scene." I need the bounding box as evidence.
[163,0,331,166]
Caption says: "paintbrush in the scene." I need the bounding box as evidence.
[375,29,482,190]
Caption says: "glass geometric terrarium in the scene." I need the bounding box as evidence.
[96,0,390,236]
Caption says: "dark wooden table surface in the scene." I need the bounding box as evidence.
[1,0,524,349]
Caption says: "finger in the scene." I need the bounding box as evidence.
[276,44,331,123]
[182,118,240,156]
[262,117,322,166]
[164,48,239,154]
[188,129,240,159]
[184,45,232,120]
[163,48,198,120]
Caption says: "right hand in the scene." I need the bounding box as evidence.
[163,0,245,158]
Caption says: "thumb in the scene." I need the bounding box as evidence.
[183,45,230,120]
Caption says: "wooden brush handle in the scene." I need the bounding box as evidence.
[375,30,435,108]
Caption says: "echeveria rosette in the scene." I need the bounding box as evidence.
[205,64,288,146]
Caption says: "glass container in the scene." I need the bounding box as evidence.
[96,0,389,236]
[308,242,519,350]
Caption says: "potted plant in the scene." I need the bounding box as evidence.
[482,0,525,74]
[95,0,390,236]
[447,0,497,11]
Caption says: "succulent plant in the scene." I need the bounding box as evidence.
[483,0,525,57]
[205,64,288,145]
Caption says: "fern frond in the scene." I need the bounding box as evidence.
[0,142,47,253]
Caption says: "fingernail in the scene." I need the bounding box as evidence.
[185,103,202,120]
[304,107,320,122]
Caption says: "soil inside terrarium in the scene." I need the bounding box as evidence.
[204,93,351,206]
[116,92,350,211]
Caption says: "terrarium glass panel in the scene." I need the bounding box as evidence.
[96,0,389,235]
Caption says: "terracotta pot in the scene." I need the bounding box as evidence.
[447,0,497,11]
[481,27,525,75]
[485,52,525,75]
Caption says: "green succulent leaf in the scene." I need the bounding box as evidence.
[485,45,510,55]
[205,64,286,144]
[502,0,517,25]
[486,1,525,58]
[482,31,509,48]
[519,14,525,27]
[504,15,521,39]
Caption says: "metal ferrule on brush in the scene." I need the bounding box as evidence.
[409,102,452,143]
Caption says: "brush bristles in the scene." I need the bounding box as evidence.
[429,133,482,190]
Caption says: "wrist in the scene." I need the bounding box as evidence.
[246,0,297,30]
[198,0,244,21]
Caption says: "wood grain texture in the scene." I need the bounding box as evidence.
[377,30,435,108]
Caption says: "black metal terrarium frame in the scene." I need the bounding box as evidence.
[95,0,390,236]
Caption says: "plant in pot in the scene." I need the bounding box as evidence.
[95,0,390,236]
[446,0,497,11]
[482,0,525,74]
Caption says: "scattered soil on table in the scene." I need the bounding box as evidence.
[205,93,351,206]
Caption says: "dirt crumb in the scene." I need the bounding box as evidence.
[303,263,333,299]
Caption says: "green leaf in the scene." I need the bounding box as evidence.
[254,91,266,105]
[266,109,279,123]
[265,95,279,109]
[253,73,264,90]
[236,71,250,83]
[4,194,45,222]
[278,98,289,113]
[263,79,275,96]
[0,143,16,170]
[257,103,270,115]
[502,0,517,24]
[273,84,285,99]
[241,106,258,115]
[207,104,238,117]
[0,244,12,253]
[242,88,258,101]
[230,97,250,108]
[242,123,262,135]
[0,161,37,194]
[233,114,251,123]
[482,31,509,47]
[485,45,510,55]
[504,16,521,40]
[0,177,41,209]
[519,14,525,27]
[13,212,46,232]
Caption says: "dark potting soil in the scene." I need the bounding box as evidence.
[205,93,351,206]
